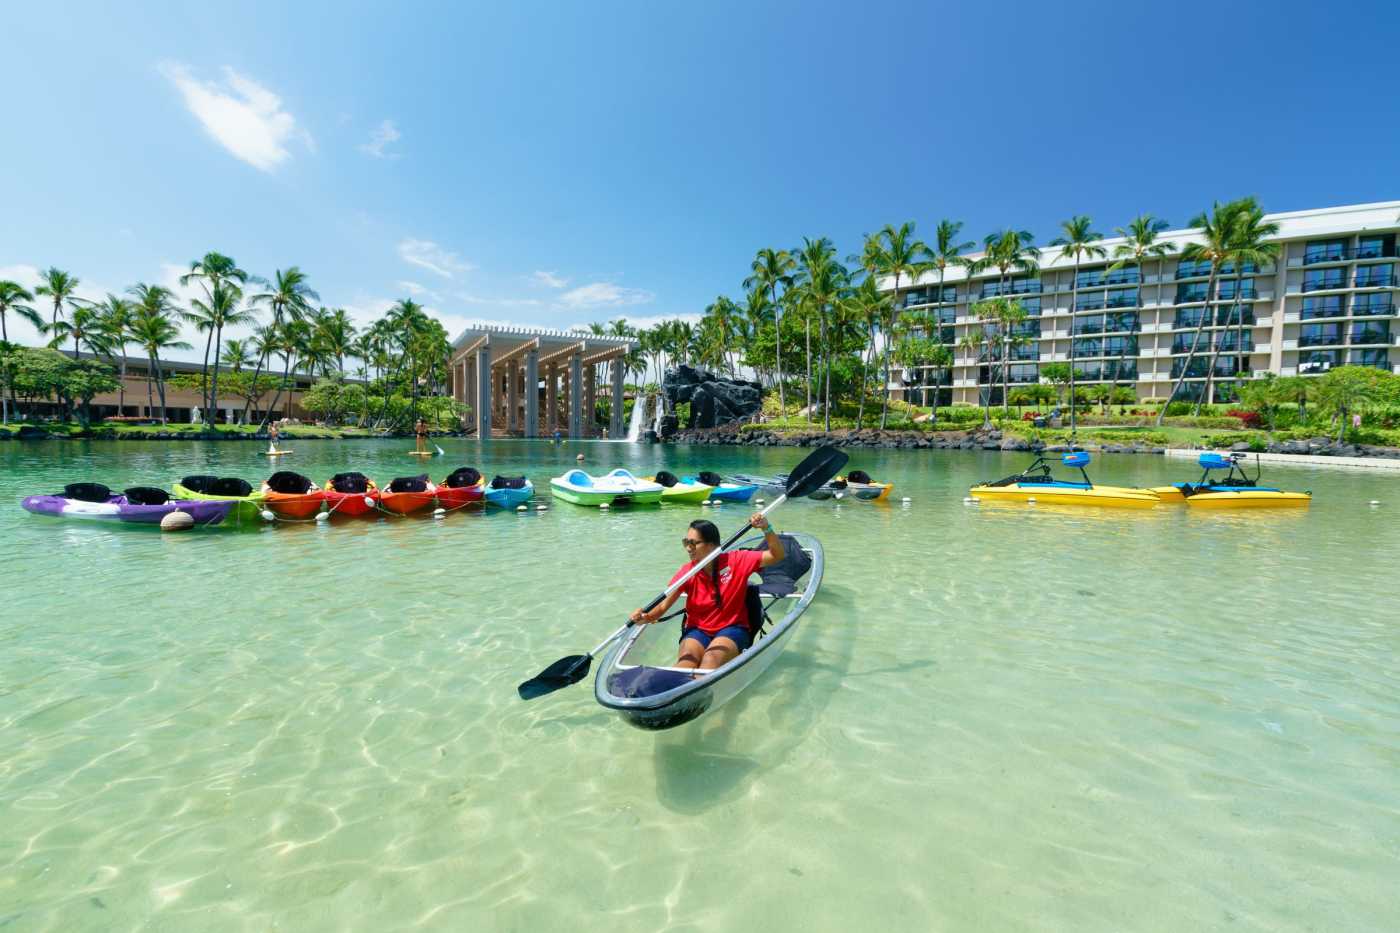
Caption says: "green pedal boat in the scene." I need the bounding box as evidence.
[550,468,664,507]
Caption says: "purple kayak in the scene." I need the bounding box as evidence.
[21,492,234,527]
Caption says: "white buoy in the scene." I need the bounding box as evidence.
[261,509,276,522]
[315,511,329,522]
[755,498,765,504]
[1027,496,1037,504]
[516,505,527,512]
[433,507,446,518]
[901,497,911,503]
[599,503,611,510]
[363,496,375,508]
[834,492,844,500]
[702,499,713,506]
[1369,500,1381,507]
[536,504,548,511]
[160,511,194,532]
[963,497,978,505]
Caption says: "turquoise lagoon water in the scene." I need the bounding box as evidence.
[1,439,1398,931]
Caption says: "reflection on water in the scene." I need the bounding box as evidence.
[1,439,1398,930]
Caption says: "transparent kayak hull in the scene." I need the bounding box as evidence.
[594,533,824,730]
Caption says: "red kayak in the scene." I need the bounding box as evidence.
[263,471,325,519]
[323,472,380,517]
[436,466,485,509]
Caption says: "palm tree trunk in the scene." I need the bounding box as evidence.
[821,310,831,433]
[773,285,785,415]
[209,325,224,427]
[1157,267,1220,426]
[1068,258,1079,436]
[116,344,127,415]
[199,329,214,420]
[145,354,156,420]
[856,319,875,429]
[1199,273,1240,414]
[804,318,811,424]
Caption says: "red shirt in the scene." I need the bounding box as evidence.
[669,549,763,634]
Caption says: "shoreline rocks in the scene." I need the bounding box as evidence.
[0,428,471,443]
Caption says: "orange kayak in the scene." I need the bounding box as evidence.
[322,476,380,517]
[262,489,326,519]
[380,476,438,515]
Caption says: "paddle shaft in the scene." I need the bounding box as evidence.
[581,493,789,661]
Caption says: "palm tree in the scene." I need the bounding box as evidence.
[974,230,1040,415]
[34,267,82,335]
[221,338,253,372]
[182,252,250,417]
[743,248,797,413]
[1109,215,1176,403]
[1200,198,1279,409]
[1049,216,1105,436]
[869,223,929,429]
[702,296,743,375]
[95,295,135,415]
[315,307,358,377]
[1157,199,1246,425]
[48,303,108,360]
[739,287,774,388]
[957,329,991,423]
[129,297,190,424]
[263,318,311,426]
[976,297,1030,416]
[248,267,318,425]
[793,237,847,432]
[0,281,41,344]
[843,274,889,429]
[187,282,254,424]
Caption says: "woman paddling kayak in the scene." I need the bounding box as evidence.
[629,514,784,671]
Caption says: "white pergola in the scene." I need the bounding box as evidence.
[447,324,636,438]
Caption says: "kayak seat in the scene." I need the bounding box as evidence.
[210,477,253,497]
[847,469,872,484]
[492,474,529,489]
[654,470,680,488]
[124,486,171,506]
[388,475,429,493]
[561,470,592,487]
[331,472,370,493]
[445,467,482,488]
[267,471,314,494]
[750,534,811,597]
[697,471,723,487]
[180,474,219,493]
[63,482,112,503]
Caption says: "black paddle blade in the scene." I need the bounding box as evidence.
[517,654,592,700]
[783,446,848,499]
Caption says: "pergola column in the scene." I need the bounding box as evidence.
[569,353,583,438]
[507,360,519,433]
[525,349,539,437]
[583,362,596,438]
[475,345,491,437]
[611,357,624,439]
[546,364,558,434]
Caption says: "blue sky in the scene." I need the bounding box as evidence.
[3,0,1399,361]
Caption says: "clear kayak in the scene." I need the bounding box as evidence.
[594,532,824,730]
[551,468,664,507]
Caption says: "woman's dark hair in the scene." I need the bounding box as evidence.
[688,519,720,545]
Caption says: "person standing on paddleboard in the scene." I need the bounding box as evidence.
[629,515,784,671]
[414,418,429,454]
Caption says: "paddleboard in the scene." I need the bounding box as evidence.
[263,449,294,457]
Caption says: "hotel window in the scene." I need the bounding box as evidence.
[1355,264,1394,288]
[1007,363,1040,384]
[1010,320,1040,340]
[1299,323,1342,347]
[1174,307,1208,329]
[1073,337,1104,357]
[1214,305,1255,327]
[1106,288,1139,308]
[1301,296,1344,320]
[1218,261,1258,276]
[1349,322,1391,345]
[1073,314,1106,335]
[1352,294,1394,316]
[1176,259,1212,278]
[1017,297,1042,316]
[1303,239,1346,264]
[1299,349,1340,373]
[1356,236,1392,260]
[1217,280,1257,301]
[1105,265,1140,285]
[1075,293,1106,311]
[1075,270,1105,289]
[1352,349,1391,369]
[1010,343,1040,361]
[1176,283,1209,303]
[1100,336,1139,357]
[1106,311,1140,332]
[1215,332,1253,352]
[1303,269,1346,291]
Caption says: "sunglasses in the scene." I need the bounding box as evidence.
[681,538,705,548]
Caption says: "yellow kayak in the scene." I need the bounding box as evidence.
[970,451,1160,508]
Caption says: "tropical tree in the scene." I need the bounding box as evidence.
[893,332,952,409]
[1109,214,1176,400]
[869,223,929,428]
[957,328,991,422]
[1199,198,1279,409]
[221,338,253,372]
[1236,372,1291,435]
[701,295,743,375]
[974,297,1031,416]
[743,248,797,412]
[793,237,847,431]
[127,284,187,423]
[186,281,254,424]
[1157,199,1246,425]
[1049,216,1105,434]
[95,295,135,415]
[248,267,318,425]
[0,281,41,345]
[1315,366,1398,442]
[1040,361,1080,406]
[47,303,108,360]
[34,267,82,334]
[843,274,889,428]
[182,252,250,418]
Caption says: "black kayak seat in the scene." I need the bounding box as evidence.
[210,477,253,497]
[266,471,314,494]
[124,486,170,506]
[847,469,872,484]
[388,474,429,493]
[63,482,112,503]
[491,475,528,490]
[180,474,219,493]
[654,470,679,487]
[748,534,811,597]
[697,471,723,487]
[330,472,370,493]
[444,467,482,489]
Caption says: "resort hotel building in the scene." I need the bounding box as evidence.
[885,200,1400,407]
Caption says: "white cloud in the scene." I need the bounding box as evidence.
[557,282,655,309]
[397,239,473,278]
[359,119,401,159]
[159,63,312,172]
[531,270,569,289]
[396,280,439,300]
[568,312,700,331]
[456,292,543,308]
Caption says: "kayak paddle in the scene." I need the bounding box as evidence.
[516,444,847,701]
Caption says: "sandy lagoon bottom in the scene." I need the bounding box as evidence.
[1,438,1397,931]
